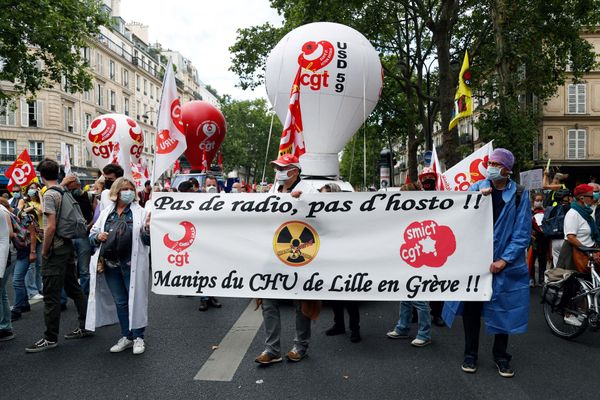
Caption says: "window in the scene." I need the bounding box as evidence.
[136,101,141,119]
[97,84,103,106]
[96,52,103,75]
[110,91,116,111]
[0,140,16,161]
[568,84,586,114]
[109,60,115,80]
[84,89,92,102]
[149,107,154,126]
[82,47,92,65]
[124,98,130,116]
[137,75,141,91]
[144,79,148,95]
[63,106,74,132]
[567,129,586,159]
[66,144,74,165]
[122,69,129,88]
[0,100,16,126]
[84,113,92,133]
[21,99,43,127]
[29,141,44,162]
[150,84,154,99]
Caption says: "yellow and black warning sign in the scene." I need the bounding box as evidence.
[273,221,320,267]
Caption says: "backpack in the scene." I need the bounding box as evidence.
[100,215,133,263]
[47,187,88,239]
[8,213,30,250]
[541,204,568,239]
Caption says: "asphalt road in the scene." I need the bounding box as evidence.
[3,288,599,400]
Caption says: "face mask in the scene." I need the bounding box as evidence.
[206,186,217,194]
[594,192,600,201]
[230,188,239,193]
[422,179,436,191]
[12,192,21,199]
[120,190,135,204]
[533,201,543,208]
[28,189,37,197]
[275,170,291,183]
[71,189,83,197]
[486,166,504,181]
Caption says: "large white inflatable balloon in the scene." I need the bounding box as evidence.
[85,113,144,170]
[266,22,383,177]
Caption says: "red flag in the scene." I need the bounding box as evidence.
[278,67,306,158]
[5,149,38,191]
[173,160,181,175]
[405,175,411,184]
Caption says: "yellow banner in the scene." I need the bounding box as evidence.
[449,51,473,130]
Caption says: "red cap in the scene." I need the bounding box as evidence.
[574,184,594,197]
[418,167,437,181]
[270,153,301,169]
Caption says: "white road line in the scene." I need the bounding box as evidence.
[194,300,264,382]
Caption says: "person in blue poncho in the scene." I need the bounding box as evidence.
[442,148,531,378]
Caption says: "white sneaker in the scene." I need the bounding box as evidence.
[133,338,145,355]
[386,330,410,339]
[411,338,432,347]
[564,314,583,327]
[110,337,133,353]
[31,294,44,300]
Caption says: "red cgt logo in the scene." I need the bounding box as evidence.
[298,40,335,72]
[400,220,456,268]
[88,117,117,144]
[164,221,196,267]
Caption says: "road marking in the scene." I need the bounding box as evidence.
[194,300,263,382]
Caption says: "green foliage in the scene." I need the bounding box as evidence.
[0,0,109,100]
[339,124,386,189]
[219,97,282,182]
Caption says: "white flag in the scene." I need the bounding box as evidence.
[429,146,446,190]
[442,141,494,191]
[151,58,187,185]
[61,143,72,176]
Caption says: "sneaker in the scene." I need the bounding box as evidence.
[255,351,282,365]
[564,314,583,327]
[350,330,362,343]
[461,359,477,373]
[64,328,94,340]
[411,338,431,347]
[325,325,346,336]
[495,360,515,378]
[286,347,306,362]
[110,337,133,353]
[386,330,409,339]
[0,330,15,342]
[31,294,44,300]
[198,300,208,312]
[208,297,222,308]
[133,338,145,355]
[25,338,58,353]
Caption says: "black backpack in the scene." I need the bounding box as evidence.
[541,204,568,239]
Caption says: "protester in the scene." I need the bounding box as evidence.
[543,170,569,207]
[255,154,320,364]
[387,182,432,347]
[231,182,243,193]
[138,180,152,208]
[0,201,14,341]
[87,177,151,355]
[91,178,105,224]
[197,175,222,311]
[589,182,600,230]
[26,159,91,353]
[530,193,549,286]
[99,164,124,212]
[321,183,361,343]
[17,182,44,300]
[189,178,200,193]
[543,189,571,267]
[9,185,22,212]
[443,148,531,378]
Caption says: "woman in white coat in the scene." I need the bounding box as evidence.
[0,202,14,341]
[86,177,150,355]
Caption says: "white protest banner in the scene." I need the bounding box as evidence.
[442,141,493,191]
[519,169,543,191]
[150,191,493,301]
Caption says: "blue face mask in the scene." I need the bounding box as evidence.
[12,192,21,199]
[120,190,135,204]
[594,192,600,201]
[486,166,504,181]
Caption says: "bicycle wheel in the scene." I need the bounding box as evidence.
[543,281,589,339]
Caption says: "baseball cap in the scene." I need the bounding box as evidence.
[270,154,301,169]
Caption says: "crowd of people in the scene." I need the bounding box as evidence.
[0,148,598,379]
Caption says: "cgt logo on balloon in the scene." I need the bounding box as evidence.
[163,221,196,267]
[127,118,144,160]
[88,117,118,159]
[400,220,456,268]
[298,40,347,92]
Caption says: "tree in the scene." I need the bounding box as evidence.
[0,0,108,100]
[219,97,282,183]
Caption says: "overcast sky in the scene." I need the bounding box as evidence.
[119,0,282,100]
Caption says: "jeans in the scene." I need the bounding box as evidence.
[42,241,87,342]
[261,299,311,356]
[462,301,510,362]
[25,241,42,297]
[394,301,431,341]
[103,260,144,339]
[12,255,31,311]
[73,238,91,295]
[0,257,14,331]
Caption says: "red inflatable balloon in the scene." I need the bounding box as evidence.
[181,101,227,171]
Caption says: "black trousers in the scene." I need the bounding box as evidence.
[430,301,443,318]
[331,301,360,332]
[463,301,510,362]
[531,232,549,283]
[42,241,87,342]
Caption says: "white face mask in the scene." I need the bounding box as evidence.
[230,188,239,193]
[533,201,543,208]
[275,170,291,183]
[206,185,217,193]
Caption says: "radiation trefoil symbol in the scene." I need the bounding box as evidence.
[273,221,320,267]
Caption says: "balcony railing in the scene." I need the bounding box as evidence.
[0,154,16,162]
[30,154,44,162]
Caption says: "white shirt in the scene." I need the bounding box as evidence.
[564,208,595,247]
[99,189,112,213]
